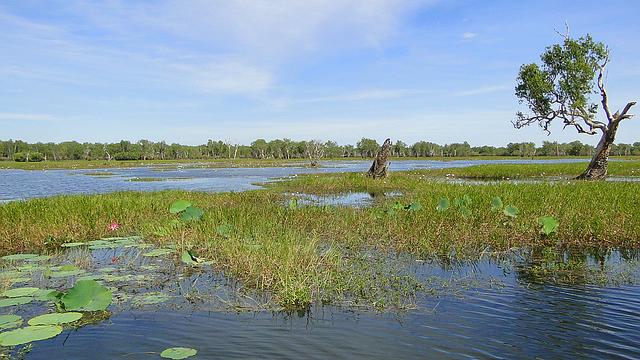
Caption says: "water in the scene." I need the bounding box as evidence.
[3,159,640,359]
[6,244,639,359]
[0,158,592,202]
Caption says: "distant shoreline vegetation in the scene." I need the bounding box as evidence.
[1,138,639,163]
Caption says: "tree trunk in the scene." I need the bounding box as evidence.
[576,123,619,180]
[367,139,392,179]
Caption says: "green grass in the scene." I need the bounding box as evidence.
[413,160,640,179]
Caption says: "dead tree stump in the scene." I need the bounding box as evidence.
[367,138,392,179]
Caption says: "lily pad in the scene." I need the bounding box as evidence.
[0,315,23,330]
[538,216,559,235]
[436,197,450,212]
[61,242,86,248]
[133,292,171,306]
[181,251,196,265]
[0,325,63,346]
[25,255,52,262]
[160,347,198,359]
[2,254,39,261]
[28,312,83,326]
[2,287,40,298]
[33,289,57,301]
[0,297,33,307]
[180,206,204,222]
[61,280,112,311]
[143,248,174,257]
[490,196,503,211]
[503,205,519,218]
[170,200,192,214]
[48,269,86,278]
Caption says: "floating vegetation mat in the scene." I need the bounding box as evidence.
[0,236,274,356]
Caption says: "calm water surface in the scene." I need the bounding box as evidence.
[0,159,592,202]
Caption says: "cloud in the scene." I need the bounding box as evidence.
[462,32,477,40]
[454,85,510,96]
[0,113,58,122]
[174,61,272,94]
[300,89,426,103]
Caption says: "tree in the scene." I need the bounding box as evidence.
[514,32,636,179]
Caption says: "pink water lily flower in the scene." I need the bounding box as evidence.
[108,222,120,231]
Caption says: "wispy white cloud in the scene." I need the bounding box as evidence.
[455,85,510,96]
[299,89,426,103]
[0,113,59,122]
[462,32,477,40]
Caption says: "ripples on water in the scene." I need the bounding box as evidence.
[0,158,594,202]
[12,247,640,359]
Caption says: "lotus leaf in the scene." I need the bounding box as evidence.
[61,280,112,311]
[0,325,63,346]
[2,287,40,298]
[28,312,83,326]
[170,200,192,214]
[160,347,198,359]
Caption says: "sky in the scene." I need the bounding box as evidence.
[1,0,639,146]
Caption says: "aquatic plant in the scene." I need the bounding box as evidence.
[538,216,559,236]
[0,325,62,346]
[160,347,198,359]
[0,315,22,330]
[49,280,112,312]
[27,312,83,326]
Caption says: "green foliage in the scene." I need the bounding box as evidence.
[216,223,233,238]
[0,315,23,330]
[515,34,608,133]
[59,280,112,312]
[490,196,503,211]
[2,287,39,298]
[436,197,450,212]
[27,312,83,326]
[170,200,192,214]
[0,325,63,346]
[503,205,519,218]
[160,347,198,359]
[538,216,559,235]
[13,152,44,162]
[288,198,298,210]
[170,200,204,222]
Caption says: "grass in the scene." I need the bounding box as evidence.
[1,161,639,309]
[412,160,640,179]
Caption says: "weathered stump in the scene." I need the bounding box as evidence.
[367,138,392,179]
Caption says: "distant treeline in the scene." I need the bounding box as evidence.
[1,138,639,162]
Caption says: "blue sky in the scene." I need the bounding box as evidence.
[1,0,638,146]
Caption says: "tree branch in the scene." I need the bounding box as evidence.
[615,101,637,122]
[597,52,613,123]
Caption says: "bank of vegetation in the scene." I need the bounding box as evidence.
[1,162,638,308]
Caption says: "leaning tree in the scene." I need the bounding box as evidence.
[514,32,636,179]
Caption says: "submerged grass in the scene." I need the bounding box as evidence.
[1,163,639,308]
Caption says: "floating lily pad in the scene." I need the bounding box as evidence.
[490,196,503,211]
[48,269,86,278]
[538,216,559,235]
[0,297,33,307]
[143,248,174,257]
[133,292,171,306]
[28,312,83,326]
[61,280,112,311]
[160,347,198,359]
[2,254,39,261]
[0,315,23,330]
[170,200,192,214]
[33,289,57,301]
[0,325,63,346]
[25,255,52,262]
[61,242,86,248]
[2,287,40,298]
